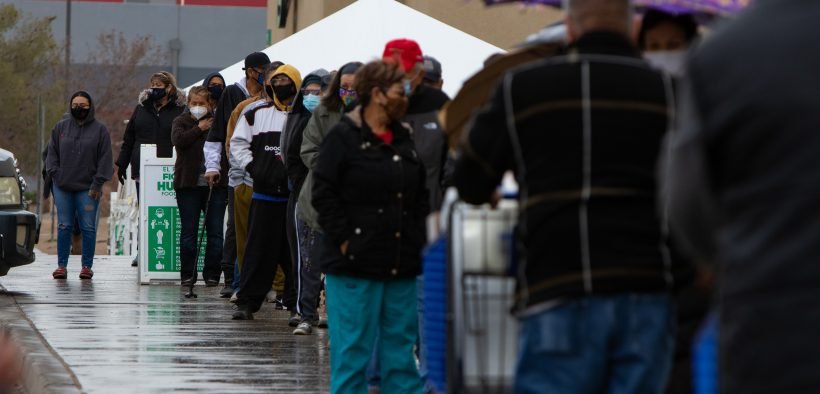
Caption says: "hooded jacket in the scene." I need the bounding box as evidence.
[115,89,186,179]
[46,91,113,193]
[202,72,223,88]
[171,106,228,189]
[230,65,302,198]
[271,64,303,113]
[312,106,429,279]
[297,104,345,231]
[282,69,328,198]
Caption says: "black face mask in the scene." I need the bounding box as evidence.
[208,86,223,101]
[149,87,167,101]
[71,107,90,121]
[272,84,296,102]
[265,86,274,101]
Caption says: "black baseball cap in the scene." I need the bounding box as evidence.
[243,52,270,70]
[423,55,442,82]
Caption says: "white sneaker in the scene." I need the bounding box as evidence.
[229,290,238,303]
[293,322,312,335]
[265,289,278,303]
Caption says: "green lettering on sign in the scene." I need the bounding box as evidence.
[157,181,174,191]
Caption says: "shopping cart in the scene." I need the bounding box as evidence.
[424,196,520,394]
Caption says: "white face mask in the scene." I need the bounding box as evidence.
[190,105,209,121]
[644,50,687,77]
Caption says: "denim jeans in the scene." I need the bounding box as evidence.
[515,294,675,394]
[175,186,227,282]
[53,185,100,268]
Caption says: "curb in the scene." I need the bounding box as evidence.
[0,293,82,394]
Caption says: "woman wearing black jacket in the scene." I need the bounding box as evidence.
[171,86,228,286]
[312,61,428,393]
[116,71,186,185]
[115,71,185,267]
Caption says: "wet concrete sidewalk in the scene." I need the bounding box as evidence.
[0,253,330,393]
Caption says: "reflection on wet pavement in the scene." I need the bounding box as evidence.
[0,255,330,393]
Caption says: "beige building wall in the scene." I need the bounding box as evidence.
[267,0,562,50]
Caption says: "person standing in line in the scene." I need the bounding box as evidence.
[635,11,706,394]
[664,1,820,392]
[454,0,685,392]
[297,62,362,328]
[421,55,444,90]
[203,73,225,103]
[47,91,112,280]
[298,62,362,247]
[171,86,228,286]
[223,61,286,303]
[639,9,698,78]
[280,69,331,335]
[313,60,428,394]
[204,52,270,295]
[230,63,302,321]
[115,71,186,267]
[383,39,450,211]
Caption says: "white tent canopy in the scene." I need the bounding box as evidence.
[186,0,504,98]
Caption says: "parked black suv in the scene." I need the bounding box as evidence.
[0,148,38,276]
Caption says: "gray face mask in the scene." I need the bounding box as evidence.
[644,50,688,77]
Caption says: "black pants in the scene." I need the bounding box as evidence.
[236,199,295,313]
[286,192,300,301]
[295,204,322,323]
[176,186,227,282]
[221,186,237,282]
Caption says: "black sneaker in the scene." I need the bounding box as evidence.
[220,285,234,298]
[288,311,301,327]
[274,296,285,310]
[232,306,254,320]
[318,318,329,329]
[205,279,220,287]
[180,278,194,287]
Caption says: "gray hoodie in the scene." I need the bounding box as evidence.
[46,91,113,193]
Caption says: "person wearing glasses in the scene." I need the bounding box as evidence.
[297,61,362,268]
[46,91,113,280]
[312,60,428,393]
[279,68,332,335]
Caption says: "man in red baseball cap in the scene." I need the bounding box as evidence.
[380,39,449,208]
[383,38,424,73]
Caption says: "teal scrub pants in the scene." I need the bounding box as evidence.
[326,274,423,394]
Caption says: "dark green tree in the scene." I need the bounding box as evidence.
[0,4,63,175]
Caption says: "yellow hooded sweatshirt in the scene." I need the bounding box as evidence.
[270,64,302,112]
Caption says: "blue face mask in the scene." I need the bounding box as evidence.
[256,72,265,86]
[303,94,320,113]
[403,80,413,97]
